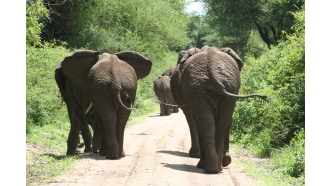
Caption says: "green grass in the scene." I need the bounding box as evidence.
[26,115,74,185]
[231,143,305,186]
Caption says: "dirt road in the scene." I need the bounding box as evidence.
[41,110,259,186]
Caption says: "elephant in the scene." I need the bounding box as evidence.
[153,75,179,116]
[55,50,152,159]
[172,46,268,173]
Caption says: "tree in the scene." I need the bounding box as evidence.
[202,0,304,53]
[186,15,208,48]
[26,0,49,46]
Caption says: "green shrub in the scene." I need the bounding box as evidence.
[232,8,304,156]
[26,46,70,129]
[271,129,305,178]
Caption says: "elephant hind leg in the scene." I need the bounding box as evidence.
[215,99,236,169]
[194,104,220,173]
[80,122,93,153]
[222,124,232,167]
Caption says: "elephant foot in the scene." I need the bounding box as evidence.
[92,146,99,154]
[205,166,221,174]
[204,162,221,174]
[99,148,106,156]
[77,143,85,148]
[197,159,221,174]
[84,145,93,153]
[121,149,126,158]
[93,149,99,154]
[67,151,78,156]
[222,152,232,167]
[106,155,120,160]
[197,159,206,169]
[67,147,77,156]
[105,151,121,159]
[188,148,200,158]
[172,108,179,113]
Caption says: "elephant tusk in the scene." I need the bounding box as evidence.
[59,96,64,109]
[85,102,93,114]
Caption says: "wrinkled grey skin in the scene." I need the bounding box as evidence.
[153,75,179,116]
[55,50,152,159]
[173,46,268,173]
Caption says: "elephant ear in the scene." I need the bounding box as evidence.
[60,50,100,91]
[220,47,243,71]
[114,51,152,79]
[177,47,200,65]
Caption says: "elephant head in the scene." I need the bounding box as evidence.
[55,50,152,159]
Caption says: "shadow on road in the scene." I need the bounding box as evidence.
[161,163,203,174]
[157,150,189,157]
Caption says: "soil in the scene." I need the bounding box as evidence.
[34,110,263,186]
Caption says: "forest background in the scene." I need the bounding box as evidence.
[2,0,325,185]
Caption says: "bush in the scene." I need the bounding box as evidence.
[271,129,305,178]
[232,8,304,157]
[26,45,70,130]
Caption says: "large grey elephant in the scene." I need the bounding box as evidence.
[55,50,152,159]
[172,46,268,173]
[153,75,179,116]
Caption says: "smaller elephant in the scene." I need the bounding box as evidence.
[153,75,179,116]
[55,50,152,159]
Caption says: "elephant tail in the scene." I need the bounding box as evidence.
[117,91,133,110]
[84,91,132,114]
[222,89,270,102]
[153,99,179,107]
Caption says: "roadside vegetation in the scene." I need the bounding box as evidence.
[26,0,305,185]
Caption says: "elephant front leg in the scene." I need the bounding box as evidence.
[80,121,93,153]
[67,122,80,156]
[66,104,81,156]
